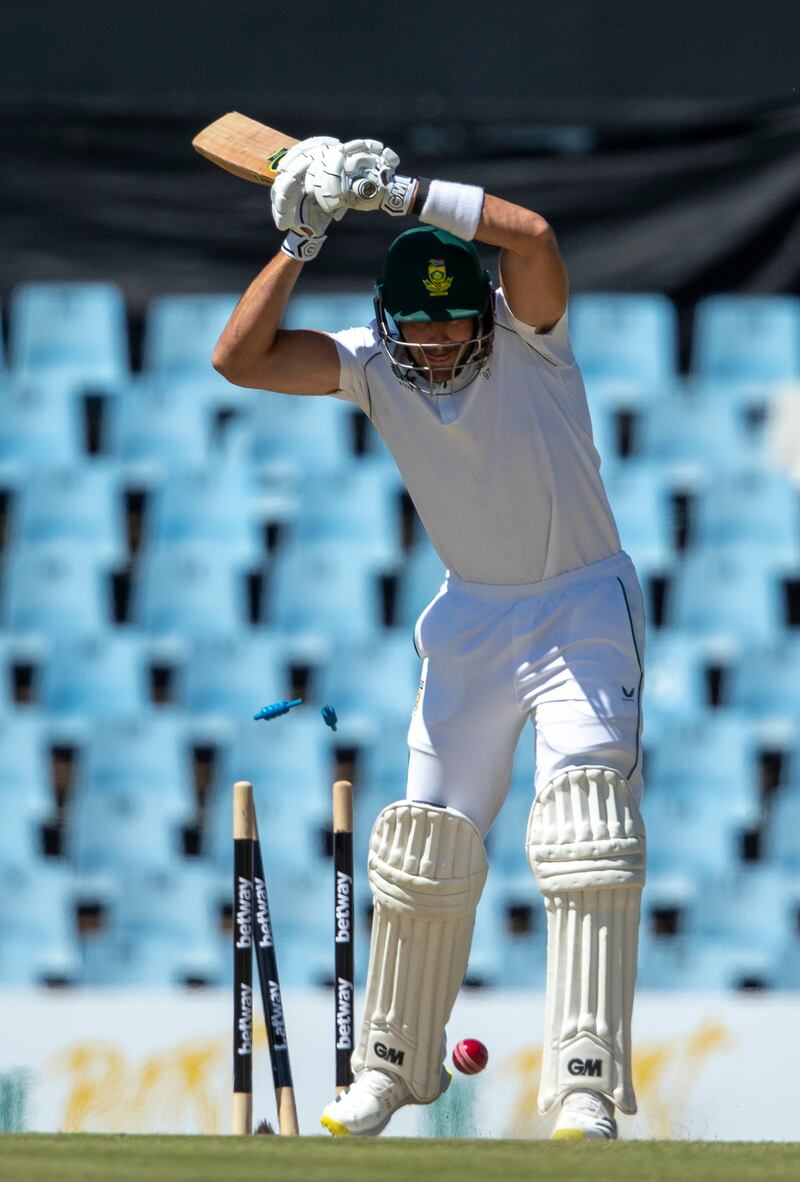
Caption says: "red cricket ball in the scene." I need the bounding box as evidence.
[452,1037,489,1074]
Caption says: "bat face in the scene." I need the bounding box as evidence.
[192,112,298,187]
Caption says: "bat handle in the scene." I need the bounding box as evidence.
[350,176,380,200]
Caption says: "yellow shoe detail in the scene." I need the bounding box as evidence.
[552,1128,588,1141]
[320,1114,351,1137]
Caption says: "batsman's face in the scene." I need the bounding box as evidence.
[399,318,476,378]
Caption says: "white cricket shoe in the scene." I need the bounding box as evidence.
[551,1089,618,1140]
[320,1067,450,1137]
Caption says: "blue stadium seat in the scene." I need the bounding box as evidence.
[603,462,674,570]
[0,862,80,985]
[13,465,128,565]
[637,931,778,990]
[692,295,800,384]
[667,549,785,644]
[9,281,129,385]
[41,633,151,718]
[282,292,376,333]
[133,546,251,638]
[317,629,420,725]
[642,629,710,729]
[686,866,795,956]
[110,377,212,469]
[2,546,111,636]
[394,535,446,630]
[75,714,196,811]
[645,715,764,823]
[763,786,800,870]
[80,865,224,986]
[693,468,800,564]
[728,636,800,720]
[207,714,336,871]
[491,873,547,989]
[292,461,404,568]
[0,378,83,467]
[644,792,746,879]
[487,779,534,874]
[142,293,238,380]
[267,540,384,642]
[570,293,678,387]
[636,389,759,476]
[181,632,286,718]
[0,714,52,865]
[249,391,355,473]
[147,465,262,566]
[66,791,188,874]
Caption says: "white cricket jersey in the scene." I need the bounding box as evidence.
[331,288,621,584]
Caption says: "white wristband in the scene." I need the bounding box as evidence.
[419,180,485,241]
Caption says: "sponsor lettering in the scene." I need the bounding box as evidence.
[235,877,252,949]
[335,871,352,944]
[567,1057,602,1077]
[336,977,353,1051]
[268,980,287,1051]
[374,1041,405,1066]
[254,876,273,949]
[237,984,252,1055]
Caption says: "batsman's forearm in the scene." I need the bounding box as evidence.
[212,252,303,380]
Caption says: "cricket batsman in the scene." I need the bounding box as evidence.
[213,136,646,1141]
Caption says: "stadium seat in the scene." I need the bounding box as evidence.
[667,549,786,644]
[40,633,151,718]
[133,547,252,638]
[491,873,548,989]
[637,931,778,990]
[0,377,83,467]
[643,792,746,880]
[487,779,534,874]
[686,866,795,955]
[0,862,80,986]
[394,535,446,630]
[691,295,800,384]
[570,293,678,387]
[74,714,196,811]
[2,546,111,636]
[147,465,262,565]
[692,468,800,564]
[110,377,212,470]
[66,791,189,874]
[249,391,355,473]
[0,714,52,865]
[291,461,404,567]
[266,540,384,643]
[12,465,128,565]
[282,292,376,333]
[763,785,800,870]
[728,635,800,720]
[181,632,287,718]
[142,293,238,380]
[9,281,129,385]
[636,389,760,476]
[645,714,764,824]
[80,864,225,986]
[602,462,674,570]
[317,629,421,726]
[641,629,710,729]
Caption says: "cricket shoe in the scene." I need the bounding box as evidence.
[551,1089,618,1140]
[320,1067,451,1137]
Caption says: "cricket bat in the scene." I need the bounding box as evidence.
[193,112,379,198]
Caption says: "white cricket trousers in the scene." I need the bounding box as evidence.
[407,550,645,836]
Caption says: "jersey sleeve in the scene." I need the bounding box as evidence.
[329,324,381,418]
[494,288,575,369]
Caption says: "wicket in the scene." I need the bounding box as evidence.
[232,776,355,1131]
[333,780,355,1093]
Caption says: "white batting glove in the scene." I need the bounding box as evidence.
[306,139,400,215]
[271,136,347,261]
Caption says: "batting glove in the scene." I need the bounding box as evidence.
[271,136,347,261]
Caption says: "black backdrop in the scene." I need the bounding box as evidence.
[2,95,800,362]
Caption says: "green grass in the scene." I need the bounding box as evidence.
[0,1135,798,1182]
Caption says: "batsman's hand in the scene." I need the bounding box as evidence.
[306,139,417,217]
[271,136,347,261]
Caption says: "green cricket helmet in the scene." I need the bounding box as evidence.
[374,226,494,395]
